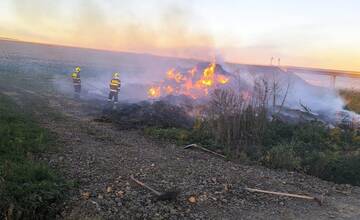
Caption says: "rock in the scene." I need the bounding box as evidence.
[188,196,197,204]
[106,186,113,193]
[81,192,91,200]
[115,190,125,198]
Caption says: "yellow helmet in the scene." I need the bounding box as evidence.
[75,67,81,72]
[113,72,120,78]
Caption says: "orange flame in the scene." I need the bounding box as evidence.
[174,72,185,83]
[217,74,229,84]
[167,68,175,79]
[147,62,230,99]
[148,86,161,98]
[200,63,216,87]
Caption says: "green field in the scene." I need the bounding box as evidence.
[0,94,67,219]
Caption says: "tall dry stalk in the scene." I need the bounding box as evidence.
[206,78,270,157]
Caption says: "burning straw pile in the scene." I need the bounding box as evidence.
[147,62,232,99]
[101,62,235,130]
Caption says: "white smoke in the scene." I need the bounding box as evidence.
[223,63,360,125]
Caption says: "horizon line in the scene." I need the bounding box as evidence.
[1,36,359,74]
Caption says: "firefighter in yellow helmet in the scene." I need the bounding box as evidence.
[108,72,121,108]
[71,67,81,99]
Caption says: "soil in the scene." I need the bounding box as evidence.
[2,84,360,220]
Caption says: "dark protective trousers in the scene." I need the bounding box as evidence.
[108,91,118,103]
[74,85,81,98]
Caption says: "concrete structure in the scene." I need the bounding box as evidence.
[282,66,360,88]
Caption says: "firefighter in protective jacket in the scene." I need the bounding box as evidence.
[71,67,81,98]
[108,72,121,106]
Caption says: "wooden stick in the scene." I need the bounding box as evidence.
[244,187,322,205]
[130,175,179,201]
[184,144,226,159]
[130,175,161,196]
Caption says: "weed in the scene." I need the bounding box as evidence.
[0,94,67,219]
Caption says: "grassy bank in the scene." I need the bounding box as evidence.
[0,94,67,219]
[145,120,360,186]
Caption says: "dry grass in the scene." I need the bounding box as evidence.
[206,78,270,157]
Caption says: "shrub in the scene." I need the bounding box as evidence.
[322,155,360,185]
[144,127,191,145]
[188,119,217,148]
[292,122,334,153]
[262,120,294,149]
[206,88,268,156]
[144,125,217,149]
[263,142,300,170]
[301,151,338,177]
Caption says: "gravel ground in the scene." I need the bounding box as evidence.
[3,87,360,220]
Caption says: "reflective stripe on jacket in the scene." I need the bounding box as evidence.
[72,72,81,84]
[109,78,121,91]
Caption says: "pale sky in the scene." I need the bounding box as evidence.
[1,0,360,71]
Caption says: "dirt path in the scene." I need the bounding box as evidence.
[4,86,360,220]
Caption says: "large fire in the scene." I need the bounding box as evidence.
[148,62,230,99]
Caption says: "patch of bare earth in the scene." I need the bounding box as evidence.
[13,90,360,219]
